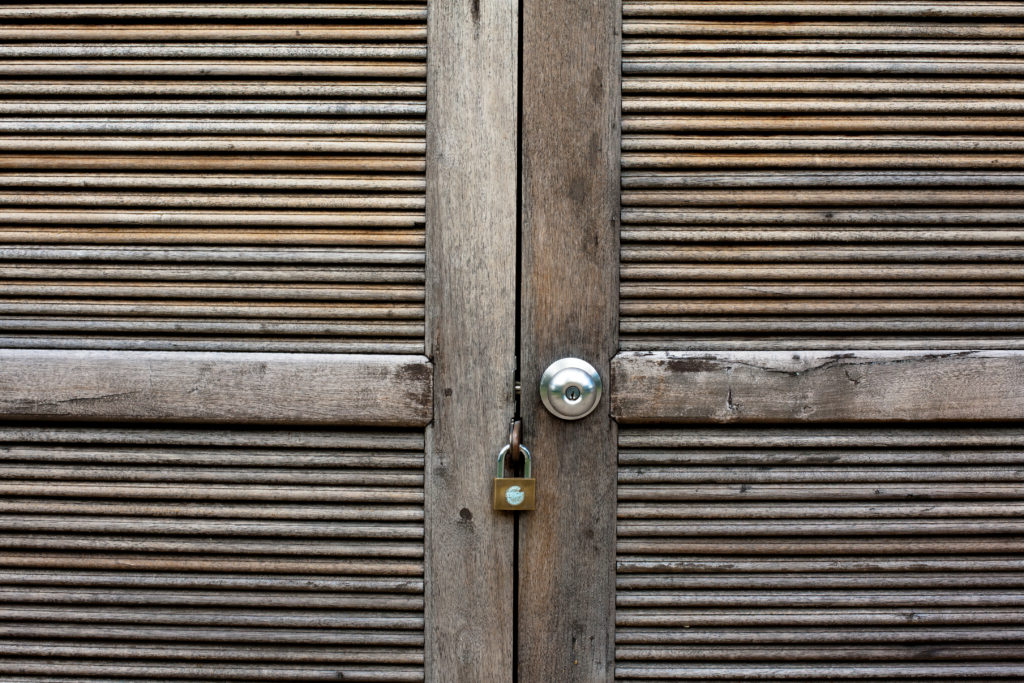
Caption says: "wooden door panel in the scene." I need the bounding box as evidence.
[615,426,1024,681]
[0,425,426,681]
[0,3,464,681]
[606,2,1024,681]
[620,1,1024,354]
[0,2,426,356]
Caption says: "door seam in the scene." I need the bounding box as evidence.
[513,0,525,678]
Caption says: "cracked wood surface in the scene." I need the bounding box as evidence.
[611,350,1024,423]
[0,349,431,426]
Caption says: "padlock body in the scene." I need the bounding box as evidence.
[493,477,536,511]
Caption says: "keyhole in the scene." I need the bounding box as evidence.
[564,385,582,402]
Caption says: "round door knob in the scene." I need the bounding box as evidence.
[539,358,602,420]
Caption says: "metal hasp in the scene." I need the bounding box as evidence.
[539,357,603,420]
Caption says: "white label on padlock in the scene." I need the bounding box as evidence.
[505,486,525,506]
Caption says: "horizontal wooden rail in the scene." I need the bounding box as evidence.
[611,350,1024,423]
[0,350,431,426]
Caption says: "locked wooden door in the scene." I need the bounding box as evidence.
[2,1,1024,682]
[0,2,445,681]
[516,1,1024,682]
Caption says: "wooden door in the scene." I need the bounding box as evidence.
[0,2,519,680]
[4,2,1024,682]
[517,1,1024,682]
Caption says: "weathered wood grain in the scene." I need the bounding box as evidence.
[424,0,517,679]
[0,416,428,676]
[618,7,1024,358]
[519,0,620,679]
[0,7,428,20]
[0,350,431,426]
[623,3,1024,19]
[0,8,427,357]
[612,351,1024,423]
[615,421,1024,678]
[0,621,425,644]
[0,641,423,662]
[618,427,1024,448]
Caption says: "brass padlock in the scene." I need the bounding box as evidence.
[493,443,535,511]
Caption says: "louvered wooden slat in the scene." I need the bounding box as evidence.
[620,1,1024,351]
[0,2,426,353]
[0,425,425,681]
[617,426,1024,682]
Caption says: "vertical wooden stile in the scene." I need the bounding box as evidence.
[425,0,518,679]
[519,0,622,679]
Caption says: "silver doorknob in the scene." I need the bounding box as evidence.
[539,358,602,420]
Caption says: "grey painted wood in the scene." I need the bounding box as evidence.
[424,0,518,679]
[612,351,1024,423]
[519,0,621,679]
[0,349,431,426]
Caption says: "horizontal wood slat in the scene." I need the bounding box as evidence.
[0,425,425,681]
[617,426,1024,681]
[0,1,426,354]
[620,1,1024,352]
[624,3,1024,20]
[0,350,431,426]
[612,350,1024,423]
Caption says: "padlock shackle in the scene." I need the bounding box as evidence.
[496,443,531,479]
